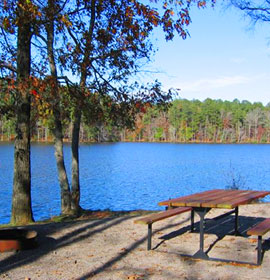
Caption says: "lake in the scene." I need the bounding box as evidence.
[1,142,270,224]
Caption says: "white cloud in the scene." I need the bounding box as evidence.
[230,57,247,64]
[180,75,250,92]
[163,73,270,105]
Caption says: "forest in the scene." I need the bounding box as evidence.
[1,97,269,143]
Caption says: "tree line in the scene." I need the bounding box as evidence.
[128,98,270,143]
[1,97,270,144]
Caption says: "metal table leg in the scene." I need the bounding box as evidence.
[191,209,195,232]
[257,235,262,265]
[234,206,240,235]
[147,224,152,250]
[193,207,211,260]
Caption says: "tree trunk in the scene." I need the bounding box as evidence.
[71,107,82,214]
[46,3,71,215]
[11,3,33,225]
[53,107,71,214]
[69,0,97,215]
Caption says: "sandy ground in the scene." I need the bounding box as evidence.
[1,204,270,280]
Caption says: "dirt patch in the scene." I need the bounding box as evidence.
[1,205,270,280]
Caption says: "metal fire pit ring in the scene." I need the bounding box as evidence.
[0,229,38,252]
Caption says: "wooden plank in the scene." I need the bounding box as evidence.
[217,191,270,209]
[182,189,231,207]
[134,207,192,225]
[200,190,258,208]
[159,190,270,209]
[164,189,246,208]
[158,189,218,206]
[186,190,246,208]
[158,189,221,207]
[247,218,270,236]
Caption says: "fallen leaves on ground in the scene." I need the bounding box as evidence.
[127,274,144,280]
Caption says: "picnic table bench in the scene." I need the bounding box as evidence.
[247,218,270,265]
[158,189,270,265]
[134,206,192,250]
[135,189,270,265]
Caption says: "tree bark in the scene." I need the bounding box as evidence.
[53,107,71,214]
[69,0,97,214]
[46,2,71,214]
[71,107,82,214]
[11,2,33,225]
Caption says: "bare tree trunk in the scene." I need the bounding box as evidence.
[71,107,82,214]
[46,3,71,214]
[52,107,71,214]
[1,120,3,141]
[69,0,97,214]
[45,127,48,141]
[11,2,33,224]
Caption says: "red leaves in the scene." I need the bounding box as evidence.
[135,101,148,114]
[125,6,134,18]
[169,9,174,16]
[60,14,72,28]
[149,10,160,27]
[31,89,38,96]
[66,43,73,52]
[2,17,14,34]
[197,0,206,8]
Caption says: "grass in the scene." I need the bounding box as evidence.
[0,209,157,228]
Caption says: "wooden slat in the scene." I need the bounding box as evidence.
[247,218,270,236]
[158,189,221,207]
[199,190,249,208]
[159,189,248,208]
[159,190,270,209]
[200,190,258,209]
[180,189,229,207]
[134,207,192,225]
[217,191,270,209]
[185,190,244,208]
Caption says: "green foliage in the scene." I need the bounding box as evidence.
[2,96,270,143]
[154,127,164,140]
[126,98,270,143]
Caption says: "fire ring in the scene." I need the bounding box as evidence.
[0,229,38,252]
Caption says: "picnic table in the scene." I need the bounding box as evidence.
[158,189,270,261]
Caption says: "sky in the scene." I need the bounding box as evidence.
[139,2,270,105]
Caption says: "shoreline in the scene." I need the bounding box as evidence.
[2,140,270,145]
[0,209,156,228]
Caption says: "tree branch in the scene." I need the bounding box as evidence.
[0,61,16,73]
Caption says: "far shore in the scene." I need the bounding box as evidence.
[2,139,270,144]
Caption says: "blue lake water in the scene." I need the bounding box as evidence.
[1,142,270,224]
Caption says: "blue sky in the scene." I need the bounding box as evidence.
[140,2,270,105]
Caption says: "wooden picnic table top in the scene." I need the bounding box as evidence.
[158,189,270,209]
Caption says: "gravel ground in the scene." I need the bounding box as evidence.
[1,204,270,280]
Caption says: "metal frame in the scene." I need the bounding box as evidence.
[191,209,195,232]
[193,207,211,259]
[257,235,263,265]
[148,204,264,265]
[147,224,152,250]
[191,206,239,260]
[157,189,270,265]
